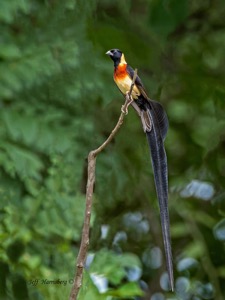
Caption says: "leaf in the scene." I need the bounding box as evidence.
[171,222,190,238]
[183,241,204,258]
[0,44,21,59]
[213,219,225,241]
[107,282,144,297]
[90,250,126,285]
[3,143,43,179]
[118,253,142,269]
[78,271,106,300]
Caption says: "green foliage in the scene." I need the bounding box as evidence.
[1,0,225,299]
[79,251,143,300]
[149,0,189,36]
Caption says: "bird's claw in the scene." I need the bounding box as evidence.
[121,92,134,115]
[121,105,128,115]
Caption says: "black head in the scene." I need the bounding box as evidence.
[106,49,124,67]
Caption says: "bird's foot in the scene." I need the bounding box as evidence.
[121,92,134,115]
[121,105,129,115]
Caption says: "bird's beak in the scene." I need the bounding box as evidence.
[106,50,113,56]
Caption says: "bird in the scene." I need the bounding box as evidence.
[106,49,174,291]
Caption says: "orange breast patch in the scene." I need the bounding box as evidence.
[114,63,127,80]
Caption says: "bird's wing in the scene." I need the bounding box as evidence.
[126,65,149,100]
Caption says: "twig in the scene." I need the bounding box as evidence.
[69,69,138,300]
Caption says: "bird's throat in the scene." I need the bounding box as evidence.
[114,63,127,79]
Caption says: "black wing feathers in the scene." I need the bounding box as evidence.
[126,65,144,87]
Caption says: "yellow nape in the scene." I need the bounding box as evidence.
[120,53,127,65]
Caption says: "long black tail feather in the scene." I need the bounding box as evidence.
[146,100,174,291]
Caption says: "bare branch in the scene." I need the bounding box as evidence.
[69,69,138,300]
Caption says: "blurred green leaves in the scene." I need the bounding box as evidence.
[149,0,189,36]
[89,250,142,285]
[79,250,143,300]
[0,1,101,299]
[0,0,30,23]
[213,219,225,241]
